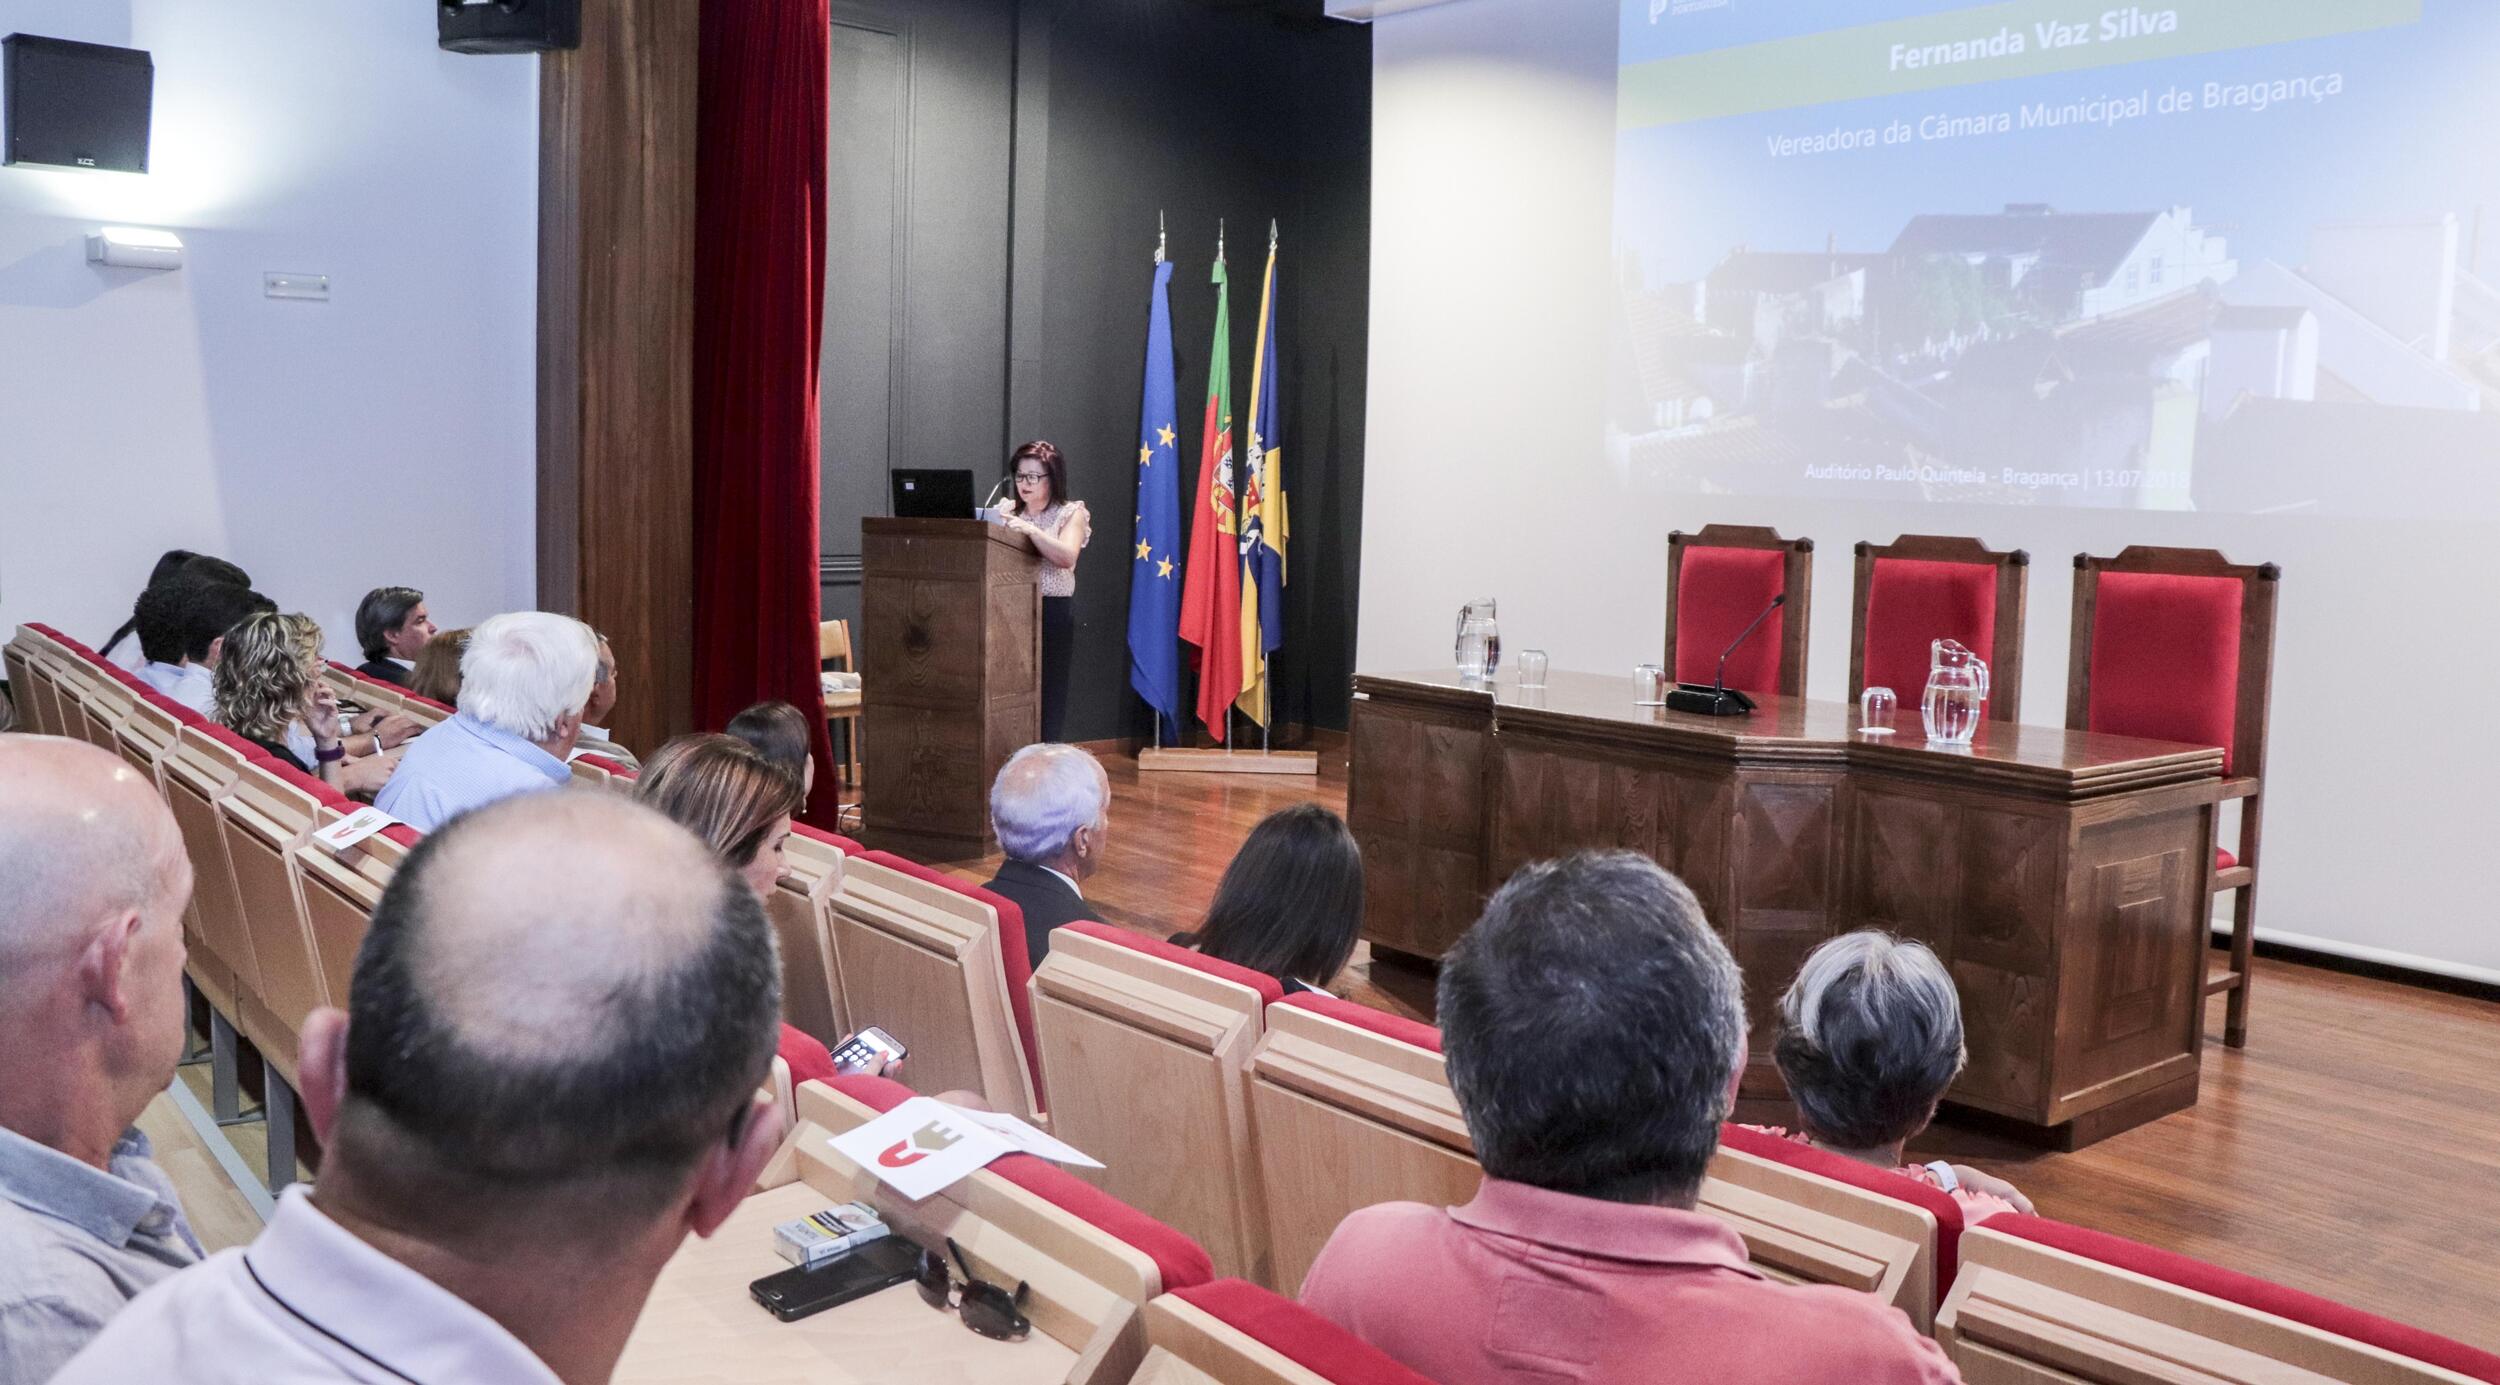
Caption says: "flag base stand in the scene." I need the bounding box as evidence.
[1137,746,1318,776]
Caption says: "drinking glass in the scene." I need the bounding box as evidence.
[1517,649,1549,689]
[1633,663,1668,705]
[1858,686,1897,736]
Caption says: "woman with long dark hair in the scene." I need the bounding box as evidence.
[1174,803,1365,995]
[993,439,1090,741]
[100,550,249,665]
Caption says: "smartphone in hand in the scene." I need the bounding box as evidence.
[830,1026,907,1076]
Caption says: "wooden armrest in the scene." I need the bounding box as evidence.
[2216,777,2259,802]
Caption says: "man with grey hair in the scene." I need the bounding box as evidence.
[1302,852,1959,1384]
[565,633,643,772]
[981,743,1110,967]
[0,737,203,1383]
[58,791,786,1383]
[1766,929,2032,1220]
[375,610,600,832]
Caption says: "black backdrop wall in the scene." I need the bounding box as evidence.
[817,0,1371,744]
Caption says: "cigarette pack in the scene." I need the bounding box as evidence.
[772,1201,891,1270]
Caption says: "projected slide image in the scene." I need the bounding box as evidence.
[1607,0,2500,515]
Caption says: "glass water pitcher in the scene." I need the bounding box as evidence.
[1921,638,1989,745]
[1455,598,1501,680]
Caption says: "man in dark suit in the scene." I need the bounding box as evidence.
[980,744,1110,968]
[352,585,437,687]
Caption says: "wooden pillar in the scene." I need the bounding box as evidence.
[537,0,698,755]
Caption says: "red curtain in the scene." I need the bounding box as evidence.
[692,0,841,825]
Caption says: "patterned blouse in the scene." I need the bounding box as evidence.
[1739,1125,2022,1224]
[1025,502,1088,598]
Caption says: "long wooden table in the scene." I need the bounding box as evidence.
[1347,669,2226,1148]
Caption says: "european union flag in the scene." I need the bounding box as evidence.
[1126,257,1184,741]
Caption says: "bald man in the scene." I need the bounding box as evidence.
[0,736,203,1384]
[59,791,787,1384]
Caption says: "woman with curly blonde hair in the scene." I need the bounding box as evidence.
[213,613,400,795]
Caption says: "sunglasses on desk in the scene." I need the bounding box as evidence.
[916,1236,1033,1341]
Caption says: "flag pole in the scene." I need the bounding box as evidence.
[1262,215,1278,761]
[1155,211,1166,753]
[1219,220,1230,757]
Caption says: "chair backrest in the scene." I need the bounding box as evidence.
[74,668,140,752]
[1850,534,2029,720]
[1940,1217,2500,1384]
[766,822,850,1045]
[1246,997,1475,1295]
[2069,546,2280,779]
[45,656,115,751]
[1665,524,1814,698]
[5,638,59,736]
[1032,922,1282,1283]
[817,618,852,667]
[823,850,1042,1119]
[565,756,611,790]
[291,815,419,1013]
[1708,1124,1949,1331]
[221,757,345,1072]
[1137,1280,1437,1385]
[164,726,267,1015]
[109,687,186,792]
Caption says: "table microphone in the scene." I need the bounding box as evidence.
[1664,592,1784,717]
[978,474,1011,520]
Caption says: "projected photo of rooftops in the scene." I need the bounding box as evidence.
[1606,0,2500,516]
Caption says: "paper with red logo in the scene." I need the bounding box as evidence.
[825,1098,1099,1201]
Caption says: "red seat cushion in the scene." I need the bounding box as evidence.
[822,1074,1214,1291]
[401,690,455,717]
[2086,571,2244,774]
[789,821,866,855]
[1273,991,1442,1054]
[1861,557,1998,706]
[196,724,276,764]
[379,824,423,849]
[1061,920,1284,1005]
[1716,1122,1965,1293]
[2216,847,2237,871]
[1173,1280,1437,1384]
[1673,545,1789,695]
[578,753,636,780]
[776,1023,838,1089]
[1986,1216,2500,1381]
[855,851,1045,1108]
[263,760,354,812]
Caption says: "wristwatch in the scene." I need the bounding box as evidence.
[315,741,347,764]
[1923,1160,1960,1192]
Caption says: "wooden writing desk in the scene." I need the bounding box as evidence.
[1347,669,2225,1147]
[616,1082,1156,1384]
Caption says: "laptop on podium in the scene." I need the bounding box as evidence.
[890,468,977,519]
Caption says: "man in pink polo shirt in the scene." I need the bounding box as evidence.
[1300,851,1960,1384]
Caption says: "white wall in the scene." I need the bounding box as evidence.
[1360,0,2500,982]
[0,0,538,663]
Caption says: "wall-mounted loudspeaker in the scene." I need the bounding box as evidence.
[438,0,579,55]
[3,34,154,174]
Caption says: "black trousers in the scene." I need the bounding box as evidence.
[1040,595,1074,742]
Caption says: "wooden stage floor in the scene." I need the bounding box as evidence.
[917,744,2500,1352]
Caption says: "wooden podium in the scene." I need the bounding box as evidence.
[1347,669,2226,1148]
[857,518,1041,860]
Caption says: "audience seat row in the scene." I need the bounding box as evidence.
[12,621,2497,1382]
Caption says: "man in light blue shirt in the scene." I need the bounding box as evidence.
[375,611,600,832]
[0,738,204,1383]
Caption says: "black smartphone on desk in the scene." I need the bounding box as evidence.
[749,1236,920,1322]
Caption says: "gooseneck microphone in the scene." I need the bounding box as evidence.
[1665,592,1784,716]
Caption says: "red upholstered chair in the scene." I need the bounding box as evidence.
[1031,921,1283,1281]
[1714,1122,1960,1327]
[2069,547,2280,1047]
[1850,534,2029,721]
[1270,991,1441,1054]
[1146,1279,1437,1385]
[859,850,1044,1104]
[1942,1216,2500,1383]
[292,812,419,1014]
[1665,524,1814,698]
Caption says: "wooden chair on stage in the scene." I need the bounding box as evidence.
[1665,525,1814,698]
[1938,1216,2500,1383]
[1850,534,2029,721]
[2069,546,2280,1048]
[818,618,863,787]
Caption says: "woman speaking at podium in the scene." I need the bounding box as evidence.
[995,439,1090,740]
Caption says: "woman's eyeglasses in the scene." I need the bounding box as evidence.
[915,1236,1032,1341]
[1014,472,1049,483]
